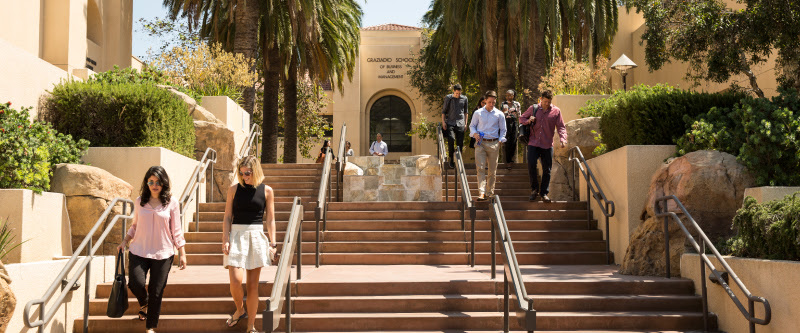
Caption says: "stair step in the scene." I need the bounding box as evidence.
[191,219,598,232]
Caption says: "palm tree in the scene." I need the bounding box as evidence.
[282,0,361,163]
[424,0,617,107]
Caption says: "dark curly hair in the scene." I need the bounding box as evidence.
[140,166,172,207]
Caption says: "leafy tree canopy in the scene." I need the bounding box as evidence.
[627,0,800,98]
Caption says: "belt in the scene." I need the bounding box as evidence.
[482,138,498,142]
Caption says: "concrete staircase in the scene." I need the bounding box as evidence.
[76,162,716,332]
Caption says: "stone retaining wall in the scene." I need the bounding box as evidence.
[344,155,442,202]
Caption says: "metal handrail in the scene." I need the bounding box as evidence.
[490,195,536,333]
[568,147,616,264]
[238,123,262,160]
[335,123,347,202]
[655,195,771,333]
[314,145,333,267]
[23,198,134,333]
[264,196,304,333]
[454,150,477,266]
[436,125,451,201]
[178,147,217,232]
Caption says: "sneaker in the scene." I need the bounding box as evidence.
[541,194,551,203]
[528,191,539,201]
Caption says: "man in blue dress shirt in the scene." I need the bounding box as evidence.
[469,90,507,201]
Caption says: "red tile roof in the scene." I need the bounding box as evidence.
[362,23,421,31]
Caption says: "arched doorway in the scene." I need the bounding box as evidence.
[369,95,412,153]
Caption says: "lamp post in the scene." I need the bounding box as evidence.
[611,54,638,91]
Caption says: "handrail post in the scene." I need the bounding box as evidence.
[504,267,509,333]
[491,200,497,280]
[701,241,708,333]
[585,171,591,229]
[297,214,303,280]
[315,207,321,268]
[749,300,756,333]
[195,172,201,232]
[605,201,611,265]
[470,206,476,267]
[664,210,671,279]
[83,237,91,333]
[285,273,292,333]
[454,164,458,202]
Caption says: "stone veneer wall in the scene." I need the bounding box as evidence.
[344,155,442,202]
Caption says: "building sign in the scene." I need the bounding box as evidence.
[367,57,415,79]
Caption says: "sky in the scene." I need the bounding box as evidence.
[132,0,432,59]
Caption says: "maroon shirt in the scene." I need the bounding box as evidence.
[520,105,567,149]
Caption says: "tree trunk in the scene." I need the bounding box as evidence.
[233,0,260,116]
[519,47,534,109]
[483,0,499,93]
[496,7,515,98]
[283,56,298,163]
[560,1,570,61]
[262,41,281,163]
[522,0,548,105]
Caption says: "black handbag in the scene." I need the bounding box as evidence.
[106,250,129,318]
[518,104,538,141]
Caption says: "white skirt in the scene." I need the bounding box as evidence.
[224,224,271,270]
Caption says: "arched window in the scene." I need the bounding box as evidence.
[369,95,412,153]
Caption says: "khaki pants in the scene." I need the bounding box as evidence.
[475,140,500,196]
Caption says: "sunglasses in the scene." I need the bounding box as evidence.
[147,180,162,186]
[239,171,253,176]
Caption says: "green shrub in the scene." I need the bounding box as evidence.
[0,102,89,192]
[725,193,800,261]
[677,87,800,186]
[579,84,746,152]
[90,66,202,101]
[42,81,195,157]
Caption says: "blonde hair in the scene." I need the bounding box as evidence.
[236,156,265,186]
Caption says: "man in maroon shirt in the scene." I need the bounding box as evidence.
[519,90,568,202]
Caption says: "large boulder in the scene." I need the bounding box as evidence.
[51,164,133,255]
[0,261,14,332]
[620,150,756,276]
[157,85,223,125]
[194,120,237,202]
[554,116,601,163]
[546,117,602,201]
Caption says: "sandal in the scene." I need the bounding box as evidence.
[247,329,258,333]
[226,310,247,327]
[138,305,147,321]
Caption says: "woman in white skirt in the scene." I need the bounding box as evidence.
[222,156,276,333]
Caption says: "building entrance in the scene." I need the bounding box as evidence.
[369,95,412,153]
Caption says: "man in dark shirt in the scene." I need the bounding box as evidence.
[442,84,469,169]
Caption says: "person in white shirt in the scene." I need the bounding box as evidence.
[469,90,507,201]
[345,141,354,157]
[369,133,388,156]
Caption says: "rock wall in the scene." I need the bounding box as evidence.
[620,150,756,276]
[160,85,238,202]
[344,155,442,202]
[51,164,133,255]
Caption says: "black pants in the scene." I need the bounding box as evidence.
[504,136,518,163]
[446,125,465,163]
[129,253,174,329]
[527,145,553,195]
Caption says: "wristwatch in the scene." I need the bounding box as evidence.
[269,242,277,248]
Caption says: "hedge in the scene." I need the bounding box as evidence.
[677,87,800,186]
[579,84,746,152]
[726,193,800,261]
[42,81,195,157]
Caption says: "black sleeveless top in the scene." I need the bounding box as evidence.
[232,183,266,225]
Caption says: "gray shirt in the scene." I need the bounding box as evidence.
[442,94,469,128]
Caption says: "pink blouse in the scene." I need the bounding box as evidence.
[126,196,186,260]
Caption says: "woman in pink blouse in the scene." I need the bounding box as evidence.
[117,166,187,333]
